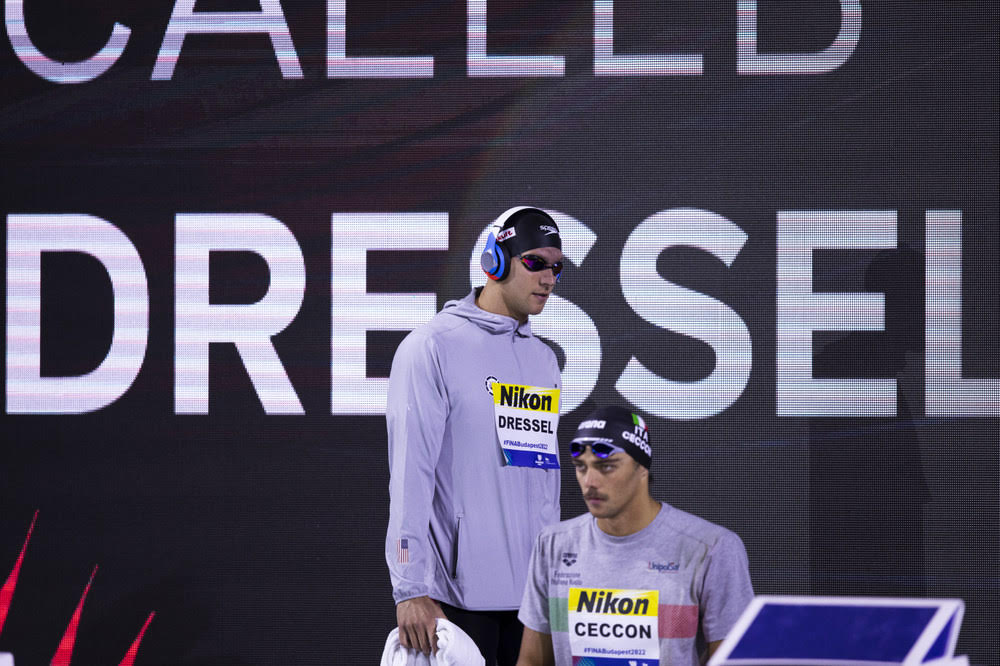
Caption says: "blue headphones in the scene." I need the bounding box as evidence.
[480,206,532,282]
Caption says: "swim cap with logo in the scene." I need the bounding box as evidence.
[496,207,561,256]
[570,405,652,469]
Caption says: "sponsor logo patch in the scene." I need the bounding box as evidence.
[647,560,679,573]
[568,588,661,661]
[497,384,556,412]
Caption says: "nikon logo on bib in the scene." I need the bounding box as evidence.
[568,587,660,665]
[492,382,560,469]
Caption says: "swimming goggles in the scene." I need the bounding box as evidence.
[518,254,563,278]
[569,439,626,459]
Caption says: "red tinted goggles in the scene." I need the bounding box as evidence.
[518,254,563,278]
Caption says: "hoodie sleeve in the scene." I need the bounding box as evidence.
[385,329,449,604]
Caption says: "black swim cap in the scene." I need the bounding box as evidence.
[571,405,652,469]
[496,207,561,256]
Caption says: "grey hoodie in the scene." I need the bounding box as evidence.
[385,289,561,610]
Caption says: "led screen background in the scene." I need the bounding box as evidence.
[1,1,997,664]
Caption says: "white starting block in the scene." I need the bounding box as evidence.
[708,596,967,666]
[0,653,13,666]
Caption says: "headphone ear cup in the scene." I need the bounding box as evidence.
[493,241,509,280]
[480,232,510,281]
[480,232,498,277]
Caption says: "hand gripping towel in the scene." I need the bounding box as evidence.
[380,618,485,666]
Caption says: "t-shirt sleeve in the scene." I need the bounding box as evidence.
[518,533,553,634]
[700,531,755,643]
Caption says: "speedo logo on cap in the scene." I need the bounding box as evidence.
[540,224,559,236]
[497,228,516,242]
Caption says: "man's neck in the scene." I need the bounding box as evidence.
[475,284,525,323]
[596,496,661,537]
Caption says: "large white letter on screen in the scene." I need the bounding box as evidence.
[468,0,564,76]
[737,0,861,74]
[925,210,999,416]
[328,0,433,77]
[6,214,148,413]
[153,0,302,80]
[470,210,600,414]
[617,209,751,420]
[331,213,448,415]
[5,0,130,83]
[776,210,896,416]
[594,0,702,76]
[175,214,305,415]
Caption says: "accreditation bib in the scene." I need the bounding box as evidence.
[567,587,660,666]
[492,382,560,469]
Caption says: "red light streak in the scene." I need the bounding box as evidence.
[2,513,155,665]
[0,510,37,636]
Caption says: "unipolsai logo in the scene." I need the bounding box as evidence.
[647,560,679,573]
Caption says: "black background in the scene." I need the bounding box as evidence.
[2,1,997,664]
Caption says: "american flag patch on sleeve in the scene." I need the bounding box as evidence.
[397,538,409,564]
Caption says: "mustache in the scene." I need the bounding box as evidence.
[584,492,606,501]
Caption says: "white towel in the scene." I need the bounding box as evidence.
[380,618,485,666]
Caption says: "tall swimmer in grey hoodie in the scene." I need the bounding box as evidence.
[386,207,565,665]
